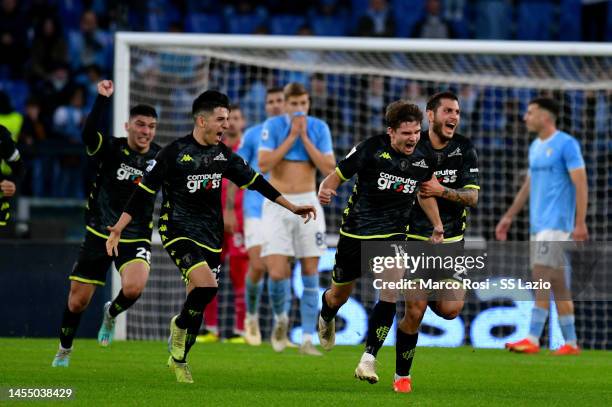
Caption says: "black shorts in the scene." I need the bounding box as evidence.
[164,238,222,284]
[332,234,403,285]
[405,239,466,283]
[70,231,152,286]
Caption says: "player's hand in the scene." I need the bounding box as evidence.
[97,80,114,97]
[223,208,238,233]
[105,225,121,257]
[430,225,444,244]
[291,204,316,224]
[572,221,589,241]
[495,215,512,241]
[419,176,444,198]
[290,115,307,137]
[0,180,16,197]
[318,187,337,205]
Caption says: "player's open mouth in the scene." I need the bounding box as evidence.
[445,122,456,131]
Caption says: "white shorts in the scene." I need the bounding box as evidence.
[244,217,263,250]
[261,191,327,258]
[530,229,571,269]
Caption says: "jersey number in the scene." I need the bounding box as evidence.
[136,247,152,263]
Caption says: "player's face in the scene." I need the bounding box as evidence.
[430,98,460,141]
[227,109,245,137]
[388,121,421,156]
[265,92,284,117]
[125,115,157,150]
[285,94,310,116]
[524,104,546,132]
[200,107,229,145]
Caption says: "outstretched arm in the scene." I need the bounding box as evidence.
[417,194,444,243]
[82,80,113,156]
[419,175,479,208]
[318,170,342,205]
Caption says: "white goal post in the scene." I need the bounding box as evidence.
[112,33,612,347]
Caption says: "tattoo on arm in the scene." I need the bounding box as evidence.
[441,187,478,208]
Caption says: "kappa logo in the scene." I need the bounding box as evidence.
[379,152,391,160]
[412,159,429,168]
[448,147,462,157]
[180,154,193,162]
[213,153,227,161]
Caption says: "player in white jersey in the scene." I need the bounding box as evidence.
[496,97,588,356]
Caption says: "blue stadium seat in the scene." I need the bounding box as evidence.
[516,1,553,41]
[0,80,29,113]
[559,0,581,41]
[310,14,349,36]
[186,0,218,13]
[269,15,306,35]
[224,8,268,35]
[474,0,512,39]
[185,13,224,33]
[57,0,83,31]
[146,13,169,32]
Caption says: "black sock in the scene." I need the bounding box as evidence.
[175,287,218,329]
[395,328,418,377]
[179,322,201,363]
[320,289,340,322]
[59,306,83,349]
[109,289,140,318]
[364,300,396,357]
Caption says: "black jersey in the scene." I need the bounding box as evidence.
[336,133,436,239]
[138,134,259,252]
[83,96,161,241]
[407,131,479,240]
[0,125,23,226]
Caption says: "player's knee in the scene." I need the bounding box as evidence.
[122,282,144,299]
[68,294,90,313]
[430,301,463,320]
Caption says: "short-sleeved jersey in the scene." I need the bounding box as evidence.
[139,134,259,252]
[408,132,479,240]
[259,114,333,161]
[83,96,161,241]
[529,130,584,233]
[238,123,264,219]
[336,134,436,239]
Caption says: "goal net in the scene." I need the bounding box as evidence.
[113,34,612,350]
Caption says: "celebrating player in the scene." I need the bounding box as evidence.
[106,90,316,383]
[355,91,480,393]
[497,97,587,356]
[258,82,335,355]
[51,80,161,367]
[238,87,285,346]
[317,100,444,364]
[0,124,23,232]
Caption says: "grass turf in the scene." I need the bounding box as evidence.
[1,338,610,406]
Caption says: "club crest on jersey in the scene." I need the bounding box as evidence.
[213,153,227,161]
[186,173,222,193]
[377,171,417,193]
[117,163,144,184]
[146,159,156,172]
[399,159,409,171]
[412,159,429,168]
[448,147,462,157]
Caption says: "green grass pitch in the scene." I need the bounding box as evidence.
[1,338,611,406]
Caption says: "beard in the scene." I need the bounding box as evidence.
[432,120,452,141]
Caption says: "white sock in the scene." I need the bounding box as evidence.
[246,312,258,320]
[303,333,313,343]
[275,312,288,323]
[360,352,375,363]
[565,340,577,347]
[394,373,410,380]
[526,335,539,345]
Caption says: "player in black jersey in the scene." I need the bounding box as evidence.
[358,91,480,393]
[52,80,161,368]
[0,124,23,233]
[105,90,316,383]
[316,100,444,353]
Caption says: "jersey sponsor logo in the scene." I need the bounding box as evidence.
[377,171,418,193]
[186,173,222,193]
[448,147,462,157]
[379,152,391,160]
[146,159,156,172]
[116,163,144,183]
[412,159,429,168]
[435,169,458,184]
[470,168,479,173]
[261,129,269,140]
[180,154,193,162]
[213,153,227,161]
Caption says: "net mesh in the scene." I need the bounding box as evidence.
[122,41,611,349]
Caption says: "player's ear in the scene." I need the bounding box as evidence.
[124,121,129,132]
[386,126,393,136]
[427,109,434,123]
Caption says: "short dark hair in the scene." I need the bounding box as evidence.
[529,97,559,119]
[266,87,284,96]
[129,104,157,119]
[192,90,230,117]
[385,100,423,130]
[229,103,241,112]
[283,82,308,99]
[426,91,459,112]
